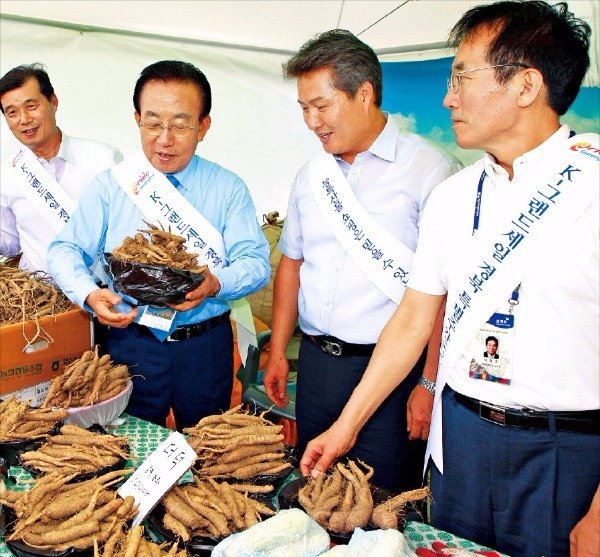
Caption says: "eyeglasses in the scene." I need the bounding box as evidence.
[447,63,529,94]
[138,121,199,138]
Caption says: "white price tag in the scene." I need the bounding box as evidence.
[138,306,176,332]
[118,431,196,526]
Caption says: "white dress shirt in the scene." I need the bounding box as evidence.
[280,114,462,344]
[410,125,599,412]
[0,133,122,274]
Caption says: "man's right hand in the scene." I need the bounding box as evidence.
[263,352,290,408]
[85,288,137,327]
[300,418,358,478]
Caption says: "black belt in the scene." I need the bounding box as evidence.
[302,332,376,357]
[452,389,600,434]
[135,310,231,342]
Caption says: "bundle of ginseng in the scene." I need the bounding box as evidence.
[112,222,208,272]
[184,404,293,480]
[0,265,71,343]
[95,524,186,557]
[0,396,68,441]
[19,423,130,475]
[41,345,130,408]
[0,468,136,551]
[298,459,375,534]
[158,476,276,542]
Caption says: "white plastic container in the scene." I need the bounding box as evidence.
[64,380,132,428]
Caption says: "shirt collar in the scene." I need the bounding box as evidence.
[35,130,70,164]
[55,130,74,164]
[334,111,398,165]
[483,124,571,180]
[367,112,398,162]
[165,155,198,192]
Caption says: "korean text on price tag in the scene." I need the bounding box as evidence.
[118,431,197,526]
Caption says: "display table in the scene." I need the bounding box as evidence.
[0,414,505,556]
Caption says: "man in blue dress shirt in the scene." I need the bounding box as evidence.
[47,61,270,429]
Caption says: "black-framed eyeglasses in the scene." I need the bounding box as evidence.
[138,121,199,138]
[447,63,530,94]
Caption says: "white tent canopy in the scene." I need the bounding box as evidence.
[1,0,598,217]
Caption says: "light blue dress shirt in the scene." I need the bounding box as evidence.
[47,154,270,327]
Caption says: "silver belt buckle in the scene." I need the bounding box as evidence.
[322,340,343,357]
[166,327,189,342]
[479,401,506,426]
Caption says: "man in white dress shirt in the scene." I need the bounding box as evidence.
[263,30,461,494]
[0,63,122,274]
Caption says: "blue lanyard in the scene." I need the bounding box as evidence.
[472,169,520,307]
[473,130,575,235]
[472,170,486,235]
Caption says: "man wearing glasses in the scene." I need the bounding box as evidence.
[300,2,599,555]
[48,60,270,430]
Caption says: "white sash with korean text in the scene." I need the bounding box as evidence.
[112,151,256,357]
[112,151,226,268]
[308,151,415,304]
[9,146,108,282]
[10,146,76,234]
[427,133,600,473]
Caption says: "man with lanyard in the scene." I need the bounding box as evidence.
[0,63,122,275]
[299,2,599,555]
[48,60,270,430]
[263,30,461,493]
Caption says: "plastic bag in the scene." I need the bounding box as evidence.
[104,254,205,306]
[320,528,416,557]
[211,508,330,557]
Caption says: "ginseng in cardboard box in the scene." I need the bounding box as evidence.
[0,307,92,404]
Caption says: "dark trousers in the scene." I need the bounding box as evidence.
[431,386,600,557]
[296,336,427,494]
[107,321,233,430]
[93,317,110,357]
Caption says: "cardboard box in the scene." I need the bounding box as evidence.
[0,307,93,402]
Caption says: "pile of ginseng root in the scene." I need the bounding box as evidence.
[0,396,68,441]
[112,221,208,272]
[184,404,293,481]
[0,264,72,343]
[159,475,276,541]
[19,424,130,475]
[298,459,430,534]
[0,469,136,552]
[94,525,185,557]
[41,345,131,409]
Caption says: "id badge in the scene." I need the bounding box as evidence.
[467,312,514,385]
[139,306,176,332]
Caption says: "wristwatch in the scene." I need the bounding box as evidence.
[418,376,436,396]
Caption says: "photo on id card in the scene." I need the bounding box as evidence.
[468,313,514,385]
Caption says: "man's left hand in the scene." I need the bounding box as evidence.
[168,268,220,312]
[407,384,434,441]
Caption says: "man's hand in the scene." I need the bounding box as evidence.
[168,268,220,312]
[407,383,434,440]
[86,288,137,327]
[570,486,600,556]
[263,352,290,408]
[300,419,358,478]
